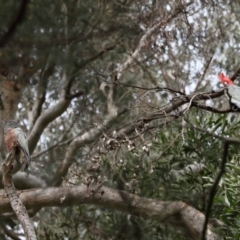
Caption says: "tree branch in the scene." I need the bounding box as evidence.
[28,65,55,132]
[28,66,84,153]
[0,222,22,240]
[116,87,232,137]
[194,55,213,92]
[49,107,127,186]
[49,76,124,186]
[230,65,240,82]
[28,97,71,153]
[2,152,36,239]
[192,103,235,113]
[116,2,193,79]
[0,0,29,48]
[0,184,221,240]
[201,138,240,240]
[170,163,205,180]
[28,44,115,153]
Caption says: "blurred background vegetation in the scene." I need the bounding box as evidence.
[1,0,240,239]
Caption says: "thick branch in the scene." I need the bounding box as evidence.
[28,64,83,153]
[2,153,36,239]
[50,78,123,186]
[2,172,44,190]
[0,185,221,240]
[28,97,71,153]
[28,66,54,132]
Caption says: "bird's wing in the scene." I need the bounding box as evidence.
[228,85,240,108]
[14,127,31,160]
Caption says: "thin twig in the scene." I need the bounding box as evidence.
[201,138,240,240]
[114,79,185,95]
[230,66,240,81]
[116,2,193,79]
[194,55,213,92]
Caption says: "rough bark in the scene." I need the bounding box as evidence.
[0,184,221,240]
[2,153,36,240]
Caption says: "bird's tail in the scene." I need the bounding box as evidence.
[21,151,31,171]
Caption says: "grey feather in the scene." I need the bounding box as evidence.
[227,85,240,109]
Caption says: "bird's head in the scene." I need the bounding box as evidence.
[2,120,19,132]
[218,72,234,86]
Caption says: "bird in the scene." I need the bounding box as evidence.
[2,120,31,171]
[218,72,240,109]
